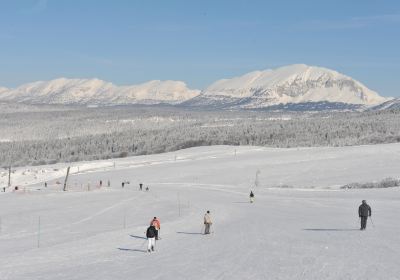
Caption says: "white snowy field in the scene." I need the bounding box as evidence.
[1,144,400,280]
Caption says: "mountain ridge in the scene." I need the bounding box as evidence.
[0,78,200,105]
[0,64,391,110]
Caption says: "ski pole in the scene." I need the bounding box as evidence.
[369,216,375,227]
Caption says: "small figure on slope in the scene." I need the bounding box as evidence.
[146,224,157,252]
[204,210,212,234]
[139,183,143,191]
[250,190,255,203]
[358,200,372,230]
[150,217,161,240]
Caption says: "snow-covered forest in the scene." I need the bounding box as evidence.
[1,102,400,167]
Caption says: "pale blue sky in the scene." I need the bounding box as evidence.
[0,0,399,96]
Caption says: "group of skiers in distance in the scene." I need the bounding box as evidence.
[144,191,372,253]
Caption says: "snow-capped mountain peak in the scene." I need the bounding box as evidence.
[189,64,387,109]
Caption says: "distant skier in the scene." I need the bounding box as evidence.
[99,180,102,187]
[107,180,110,187]
[250,191,255,203]
[204,210,212,234]
[139,183,143,191]
[122,182,125,188]
[146,224,157,252]
[358,200,372,230]
[150,217,161,240]
[145,186,149,191]
[44,182,47,188]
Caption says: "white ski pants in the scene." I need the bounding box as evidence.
[204,223,211,234]
[147,237,155,251]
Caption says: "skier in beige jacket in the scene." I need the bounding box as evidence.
[204,210,212,234]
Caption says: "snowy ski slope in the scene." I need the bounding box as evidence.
[1,144,400,280]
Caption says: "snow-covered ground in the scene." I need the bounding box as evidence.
[1,144,400,279]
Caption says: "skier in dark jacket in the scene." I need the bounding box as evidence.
[250,191,255,203]
[150,217,161,240]
[146,225,157,252]
[358,200,372,230]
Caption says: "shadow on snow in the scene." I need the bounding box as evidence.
[303,228,360,232]
[130,235,147,240]
[176,231,204,235]
[117,248,147,253]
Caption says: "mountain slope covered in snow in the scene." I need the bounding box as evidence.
[371,97,400,110]
[0,65,390,110]
[0,87,8,95]
[0,78,200,105]
[185,64,387,109]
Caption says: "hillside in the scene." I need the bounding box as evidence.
[1,144,400,279]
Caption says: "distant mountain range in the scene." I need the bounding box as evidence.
[0,64,393,111]
[0,79,199,105]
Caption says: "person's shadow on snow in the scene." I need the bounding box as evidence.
[130,234,147,239]
[303,228,359,231]
[177,231,203,235]
[117,248,147,253]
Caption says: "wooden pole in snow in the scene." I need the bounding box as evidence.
[8,166,11,189]
[63,167,71,191]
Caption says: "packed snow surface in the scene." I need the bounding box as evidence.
[1,143,400,280]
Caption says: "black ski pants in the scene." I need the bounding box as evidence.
[360,216,368,229]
